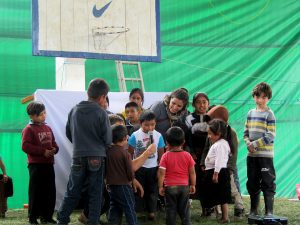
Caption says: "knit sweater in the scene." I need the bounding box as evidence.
[244,108,276,158]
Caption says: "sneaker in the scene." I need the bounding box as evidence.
[78,212,88,225]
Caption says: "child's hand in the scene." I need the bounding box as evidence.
[44,149,55,158]
[159,187,165,196]
[1,175,8,183]
[212,172,218,183]
[132,179,144,197]
[247,143,256,153]
[189,185,196,194]
[145,143,156,156]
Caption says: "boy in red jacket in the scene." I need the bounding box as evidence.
[22,101,59,225]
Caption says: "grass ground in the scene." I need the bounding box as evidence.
[0,197,299,225]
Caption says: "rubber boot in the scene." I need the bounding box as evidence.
[249,194,260,216]
[247,194,260,224]
[264,194,274,218]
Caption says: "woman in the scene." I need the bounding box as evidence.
[150,88,189,139]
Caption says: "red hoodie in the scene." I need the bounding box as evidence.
[22,122,59,164]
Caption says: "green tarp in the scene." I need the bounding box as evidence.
[0,0,299,208]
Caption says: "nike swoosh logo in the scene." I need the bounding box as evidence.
[93,1,112,18]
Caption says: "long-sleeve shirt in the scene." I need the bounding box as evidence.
[205,139,230,173]
[244,108,276,158]
[22,122,59,164]
[106,145,134,185]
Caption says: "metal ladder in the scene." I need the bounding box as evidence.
[115,60,145,92]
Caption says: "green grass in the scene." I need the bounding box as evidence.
[0,197,299,225]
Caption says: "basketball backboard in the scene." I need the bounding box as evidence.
[32,0,161,62]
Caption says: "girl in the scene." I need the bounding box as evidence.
[204,119,231,223]
[121,88,145,119]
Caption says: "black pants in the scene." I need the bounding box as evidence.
[246,156,276,197]
[28,164,56,221]
[135,167,158,213]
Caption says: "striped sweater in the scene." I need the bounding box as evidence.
[244,108,276,158]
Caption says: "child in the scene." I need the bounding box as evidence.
[57,78,112,225]
[128,110,165,220]
[158,127,196,225]
[184,92,211,216]
[121,88,145,119]
[244,82,276,218]
[106,124,140,225]
[124,101,140,135]
[203,119,231,223]
[109,114,125,126]
[22,101,59,225]
[0,157,8,218]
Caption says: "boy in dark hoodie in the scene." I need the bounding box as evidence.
[57,78,112,225]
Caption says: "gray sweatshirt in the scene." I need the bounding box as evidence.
[66,101,112,158]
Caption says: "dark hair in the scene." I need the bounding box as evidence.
[169,88,189,109]
[87,78,109,100]
[109,114,125,125]
[165,126,185,147]
[112,124,128,143]
[252,82,272,99]
[192,92,209,105]
[125,101,139,110]
[208,118,235,155]
[139,110,156,123]
[106,96,109,106]
[208,119,227,139]
[129,88,144,104]
[27,101,45,116]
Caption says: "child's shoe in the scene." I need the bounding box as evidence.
[148,213,155,221]
[78,212,88,225]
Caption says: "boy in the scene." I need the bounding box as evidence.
[158,127,196,225]
[22,101,59,225]
[128,110,165,220]
[124,101,140,135]
[244,82,276,218]
[57,78,112,225]
[0,156,8,218]
[109,114,125,126]
[106,124,140,225]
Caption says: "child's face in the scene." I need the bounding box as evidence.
[169,97,184,114]
[125,107,139,123]
[254,93,269,109]
[30,110,46,123]
[193,96,209,114]
[141,119,156,133]
[207,128,220,144]
[130,93,143,108]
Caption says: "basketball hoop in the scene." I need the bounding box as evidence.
[92,26,129,50]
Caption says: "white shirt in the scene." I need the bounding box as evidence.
[205,139,230,173]
[128,128,165,168]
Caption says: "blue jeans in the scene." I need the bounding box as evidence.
[57,157,105,225]
[108,185,138,225]
[165,186,190,225]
